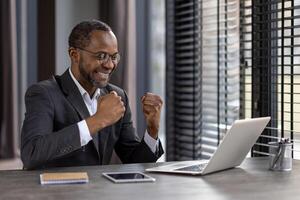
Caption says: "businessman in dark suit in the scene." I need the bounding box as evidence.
[21,20,164,170]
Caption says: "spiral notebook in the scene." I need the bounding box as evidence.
[40,172,89,185]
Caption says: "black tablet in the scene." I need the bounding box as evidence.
[102,171,155,183]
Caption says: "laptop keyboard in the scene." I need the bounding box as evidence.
[175,163,208,172]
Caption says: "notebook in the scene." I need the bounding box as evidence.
[40,172,89,185]
[146,117,271,175]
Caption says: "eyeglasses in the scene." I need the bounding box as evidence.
[75,46,120,65]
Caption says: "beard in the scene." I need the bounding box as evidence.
[78,59,114,89]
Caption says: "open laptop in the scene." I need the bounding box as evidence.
[146,117,271,175]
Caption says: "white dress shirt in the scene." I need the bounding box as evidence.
[68,68,159,153]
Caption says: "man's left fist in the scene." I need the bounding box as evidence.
[141,93,163,139]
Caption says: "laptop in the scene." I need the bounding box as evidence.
[146,117,271,175]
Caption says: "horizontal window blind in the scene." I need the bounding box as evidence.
[240,0,252,120]
[201,0,240,159]
[166,0,240,161]
[166,0,202,161]
[240,0,300,158]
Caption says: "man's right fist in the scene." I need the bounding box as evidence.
[96,91,125,126]
[86,91,125,135]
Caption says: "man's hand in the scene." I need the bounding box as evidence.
[86,91,125,135]
[141,93,163,139]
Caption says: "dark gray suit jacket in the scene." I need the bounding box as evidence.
[21,69,163,169]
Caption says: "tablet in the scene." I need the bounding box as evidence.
[102,172,155,183]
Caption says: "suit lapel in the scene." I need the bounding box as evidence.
[56,69,100,155]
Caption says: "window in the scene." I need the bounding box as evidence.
[166,0,240,160]
[201,0,240,159]
[240,0,300,159]
[167,0,300,160]
[150,0,166,161]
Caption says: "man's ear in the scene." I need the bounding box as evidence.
[68,47,79,64]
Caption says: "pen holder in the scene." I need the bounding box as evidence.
[268,139,292,171]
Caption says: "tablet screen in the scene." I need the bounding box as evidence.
[108,173,146,179]
[102,172,155,183]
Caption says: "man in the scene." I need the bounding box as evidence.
[21,20,164,169]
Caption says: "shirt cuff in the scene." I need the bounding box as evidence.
[77,120,93,146]
[143,130,159,153]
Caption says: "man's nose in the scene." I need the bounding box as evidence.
[102,57,115,69]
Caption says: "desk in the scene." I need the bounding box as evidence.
[1,158,299,200]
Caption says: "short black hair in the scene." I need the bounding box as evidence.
[68,20,112,49]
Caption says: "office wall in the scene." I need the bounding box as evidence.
[55,0,99,75]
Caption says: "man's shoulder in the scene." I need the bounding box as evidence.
[26,77,60,94]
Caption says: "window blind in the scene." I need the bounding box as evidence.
[166,0,240,160]
[166,0,202,161]
[240,0,300,158]
[201,0,240,159]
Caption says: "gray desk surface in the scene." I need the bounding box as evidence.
[1,157,299,200]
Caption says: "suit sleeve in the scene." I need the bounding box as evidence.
[114,90,164,163]
[21,84,81,169]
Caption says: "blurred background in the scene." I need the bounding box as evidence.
[1,0,300,169]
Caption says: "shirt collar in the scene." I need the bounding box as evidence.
[68,68,101,100]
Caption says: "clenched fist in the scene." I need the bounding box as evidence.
[141,93,163,139]
[86,91,125,135]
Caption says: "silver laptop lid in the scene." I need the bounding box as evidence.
[202,117,270,174]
